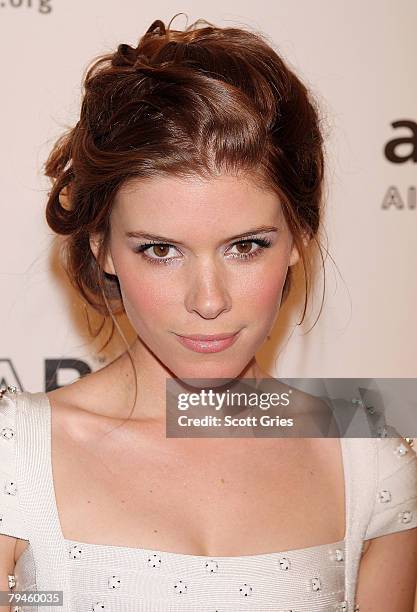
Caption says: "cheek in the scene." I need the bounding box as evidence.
[117,266,178,325]
[239,262,288,313]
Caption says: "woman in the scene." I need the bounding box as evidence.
[1,16,416,612]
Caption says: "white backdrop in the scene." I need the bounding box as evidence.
[1,0,416,395]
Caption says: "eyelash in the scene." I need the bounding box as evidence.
[133,237,273,266]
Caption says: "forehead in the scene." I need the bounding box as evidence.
[113,174,284,227]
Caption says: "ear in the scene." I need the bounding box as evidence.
[58,185,72,210]
[288,230,311,267]
[89,233,117,276]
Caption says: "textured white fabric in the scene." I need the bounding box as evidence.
[0,389,416,612]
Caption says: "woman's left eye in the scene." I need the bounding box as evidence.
[133,237,272,265]
[226,238,272,259]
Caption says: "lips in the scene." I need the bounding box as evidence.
[177,332,238,341]
[174,330,241,353]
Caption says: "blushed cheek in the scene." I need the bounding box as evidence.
[118,272,179,329]
[240,266,288,317]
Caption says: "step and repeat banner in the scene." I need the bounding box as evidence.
[1,1,416,418]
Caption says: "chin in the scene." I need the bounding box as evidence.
[167,359,250,387]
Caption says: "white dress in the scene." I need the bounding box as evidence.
[0,387,416,612]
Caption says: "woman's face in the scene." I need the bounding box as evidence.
[94,174,301,380]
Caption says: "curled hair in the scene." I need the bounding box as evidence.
[44,14,328,411]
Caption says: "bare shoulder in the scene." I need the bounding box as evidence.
[45,369,124,442]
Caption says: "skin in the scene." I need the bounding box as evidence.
[89,172,304,421]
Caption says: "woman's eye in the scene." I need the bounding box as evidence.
[147,244,176,259]
[226,238,272,259]
[228,241,257,256]
[136,243,179,263]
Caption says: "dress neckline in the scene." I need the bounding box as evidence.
[62,535,346,560]
[41,390,349,560]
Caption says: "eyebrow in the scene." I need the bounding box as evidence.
[125,225,279,246]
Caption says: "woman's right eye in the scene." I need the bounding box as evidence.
[133,243,181,265]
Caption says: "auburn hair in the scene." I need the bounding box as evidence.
[44,14,328,374]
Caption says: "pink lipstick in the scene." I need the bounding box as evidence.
[175,331,241,353]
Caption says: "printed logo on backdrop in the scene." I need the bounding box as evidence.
[0,359,23,392]
[0,358,91,392]
[0,0,52,14]
[383,119,416,209]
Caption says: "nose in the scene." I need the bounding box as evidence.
[184,259,232,320]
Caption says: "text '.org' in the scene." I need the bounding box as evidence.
[1,0,52,14]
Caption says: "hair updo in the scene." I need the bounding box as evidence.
[45,14,328,348]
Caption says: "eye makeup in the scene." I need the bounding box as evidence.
[132,235,273,266]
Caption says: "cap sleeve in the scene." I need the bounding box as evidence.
[0,389,29,540]
[364,436,417,541]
